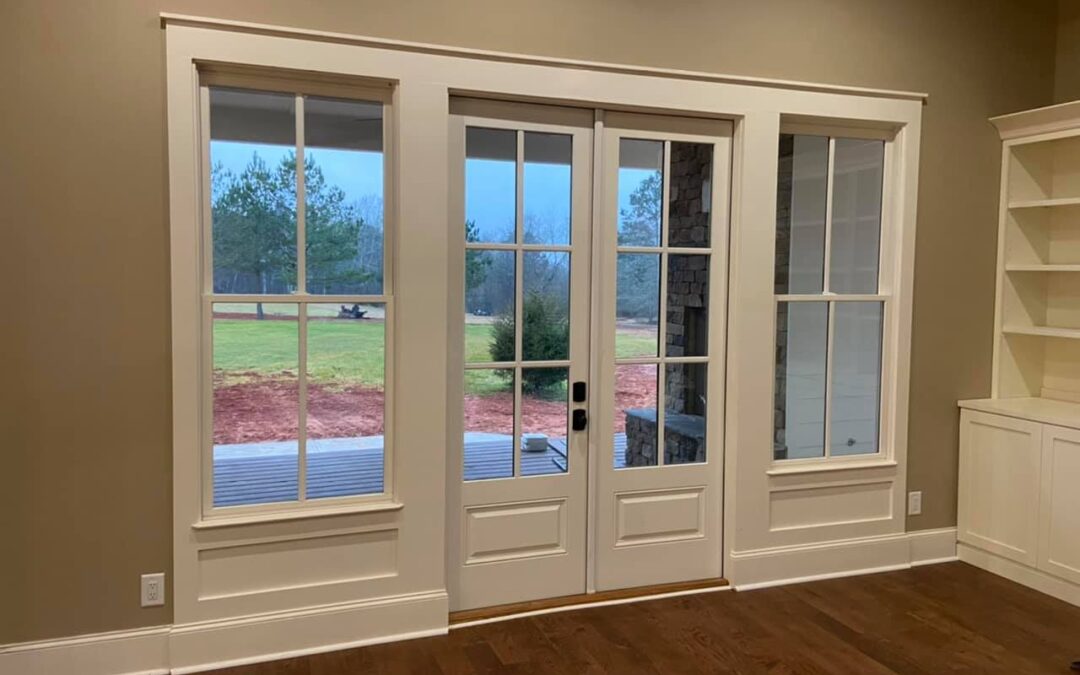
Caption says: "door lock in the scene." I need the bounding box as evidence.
[573,381,587,403]
[572,409,588,431]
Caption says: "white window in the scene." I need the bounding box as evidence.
[773,128,891,462]
[199,71,393,513]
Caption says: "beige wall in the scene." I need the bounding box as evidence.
[0,0,1059,644]
[1057,0,1080,101]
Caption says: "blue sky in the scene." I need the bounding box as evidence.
[212,141,654,239]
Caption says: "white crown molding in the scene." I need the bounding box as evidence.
[158,13,928,104]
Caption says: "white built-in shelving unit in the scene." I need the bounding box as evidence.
[957,101,1080,609]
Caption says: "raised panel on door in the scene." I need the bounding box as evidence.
[958,409,1042,565]
[1038,424,1080,584]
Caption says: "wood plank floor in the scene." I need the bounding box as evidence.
[206,562,1080,674]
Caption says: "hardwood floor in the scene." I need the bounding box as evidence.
[207,563,1080,674]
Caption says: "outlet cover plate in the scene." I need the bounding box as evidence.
[141,573,165,607]
[907,491,923,516]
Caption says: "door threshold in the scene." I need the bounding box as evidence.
[449,577,729,627]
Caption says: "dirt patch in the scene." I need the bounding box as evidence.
[214,365,660,445]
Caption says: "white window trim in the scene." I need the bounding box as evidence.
[164,15,923,635]
[194,69,399,521]
[771,122,898,469]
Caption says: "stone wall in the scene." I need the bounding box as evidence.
[773,135,794,460]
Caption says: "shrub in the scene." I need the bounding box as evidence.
[490,293,569,394]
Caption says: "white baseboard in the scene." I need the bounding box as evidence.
[730,527,958,591]
[0,625,170,675]
[0,590,448,675]
[958,542,1080,608]
[169,590,448,673]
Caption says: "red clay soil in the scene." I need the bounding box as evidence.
[214,365,659,445]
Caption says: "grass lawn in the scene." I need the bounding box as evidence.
[214,318,659,392]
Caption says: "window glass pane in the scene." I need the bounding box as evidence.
[774,302,827,460]
[617,364,659,468]
[830,138,884,294]
[618,139,663,246]
[830,302,883,456]
[668,142,712,248]
[465,250,515,364]
[304,97,384,295]
[617,253,660,357]
[666,254,709,357]
[523,252,570,362]
[464,369,515,480]
[524,132,571,245]
[775,134,827,295]
[664,363,707,464]
[212,303,298,506]
[210,88,297,294]
[466,127,516,244]
[305,303,384,498]
[521,367,569,476]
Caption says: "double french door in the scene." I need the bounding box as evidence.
[449,99,731,611]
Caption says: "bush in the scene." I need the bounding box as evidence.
[490,293,569,394]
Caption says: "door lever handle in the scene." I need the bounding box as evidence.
[572,409,588,431]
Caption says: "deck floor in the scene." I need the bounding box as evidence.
[214,435,628,507]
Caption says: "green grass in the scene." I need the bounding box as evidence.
[213,318,660,393]
[213,318,385,388]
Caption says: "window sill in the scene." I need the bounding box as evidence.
[192,500,404,530]
[765,459,897,477]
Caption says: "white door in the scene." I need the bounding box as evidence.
[448,99,594,610]
[593,112,731,590]
[449,104,730,609]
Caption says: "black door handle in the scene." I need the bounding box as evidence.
[572,409,588,431]
[573,381,587,403]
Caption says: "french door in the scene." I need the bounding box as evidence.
[449,100,730,610]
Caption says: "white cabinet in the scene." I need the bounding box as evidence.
[958,403,1080,607]
[958,409,1042,566]
[1038,424,1080,585]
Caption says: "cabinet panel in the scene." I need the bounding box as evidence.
[1038,425,1080,584]
[958,410,1042,565]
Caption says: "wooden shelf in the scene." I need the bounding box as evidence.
[1008,197,1080,209]
[1002,325,1080,340]
[1005,264,1080,272]
[959,397,1080,430]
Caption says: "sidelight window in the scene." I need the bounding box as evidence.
[773,131,888,461]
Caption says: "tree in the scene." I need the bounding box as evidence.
[464,219,490,293]
[489,293,569,394]
[211,151,371,316]
[617,171,662,321]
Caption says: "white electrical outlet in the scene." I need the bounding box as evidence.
[907,491,923,516]
[141,573,165,608]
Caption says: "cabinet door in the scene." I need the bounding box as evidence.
[958,410,1042,566]
[1038,424,1080,584]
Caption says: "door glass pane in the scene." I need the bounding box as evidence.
[304,97,384,295]
[775,134,828,295]
[466,127,517,244]
[616,364,659,468]
[618,139,664,246]
[668,142,712,248]
[666,254,709,357]
[774,302,827,460]
[617,253,660,357]
[523,251,570,361]
[464,369,515,480]
[212,303,298,506]
[830,302,883,456]
[521,367,569,476]
[465,249,515,364]
[830,138,884,294]
[664,363,707,465]
[305,303,385,499]
[209,88,297,294]
[524,132,572,245]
